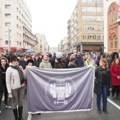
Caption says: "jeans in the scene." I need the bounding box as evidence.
[96,85,107,110]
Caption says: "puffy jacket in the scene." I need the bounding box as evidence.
[6,65,25,94]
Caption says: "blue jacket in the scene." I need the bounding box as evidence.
[75,57,84,67]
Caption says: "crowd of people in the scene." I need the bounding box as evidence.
[0,51,120,119]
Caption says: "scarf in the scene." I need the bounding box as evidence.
[10,65,24,85]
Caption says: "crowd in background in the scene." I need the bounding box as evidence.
[0,51,120,119]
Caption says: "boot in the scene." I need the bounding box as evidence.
[97,108,102,114]
[13,108,18,120]
[18,106,24,120]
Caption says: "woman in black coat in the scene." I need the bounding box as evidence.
[94,58,111,114]
[0,68,3,114]
[0,57,9,110]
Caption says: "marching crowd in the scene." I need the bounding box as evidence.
[0,51,120,119]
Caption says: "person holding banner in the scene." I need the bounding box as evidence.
[94,58,111,114]
[39,54,52,69]
[6,55,25,120]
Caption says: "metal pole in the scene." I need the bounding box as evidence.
[8,28,11,51]
[80,43,83,53]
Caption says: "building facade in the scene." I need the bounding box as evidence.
[35,33,49,53]
[58,37,69,53]
[68,0,104,52]
[0,0,37,51]
[104,0,120,52]
[49,47,58,54]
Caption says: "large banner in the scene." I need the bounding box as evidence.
[26,66,95,113]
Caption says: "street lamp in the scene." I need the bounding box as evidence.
[8,28,11,51]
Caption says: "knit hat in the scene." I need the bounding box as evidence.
[1,57,9,63]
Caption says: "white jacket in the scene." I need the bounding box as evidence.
[6,66,24,94]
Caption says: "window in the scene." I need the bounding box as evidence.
[5,22,11,27]
[82,25,103,31]
[82,0,102,3]
[110,41,113,48]
[5,5,11,9]
[17,7,18,12]
[5,14,11,18]
[17,24,19,29]
[17,16,18,20]
[82,7,102,13]
[5,40,8,45]
[5,31,8,36]
[17,33,19,37]
[17,41,21,45]
[115,41,117,48]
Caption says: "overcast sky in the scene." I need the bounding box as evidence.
[26,0,77,47]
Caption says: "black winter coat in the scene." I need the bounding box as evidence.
[0,69,3,91]
[34,59,42,67]
[94,66,111,96]
[19,60,26,69]
[0,65,9,91]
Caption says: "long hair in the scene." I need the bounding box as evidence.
[111,52,119,61]
[112,58,120,65]
[100,58,108,68]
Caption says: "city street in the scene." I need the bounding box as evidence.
[0,95,120,120]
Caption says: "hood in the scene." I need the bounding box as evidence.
[42,59,49,63]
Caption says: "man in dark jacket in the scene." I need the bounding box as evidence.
[18,55,26,69]
[75,52,84,67]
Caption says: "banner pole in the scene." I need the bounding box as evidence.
[27,113,32,120]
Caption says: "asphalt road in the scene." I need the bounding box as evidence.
[0,95,120,120]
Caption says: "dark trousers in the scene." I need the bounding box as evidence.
[0,91,3,109]
[96,85,107,110]
[3,86,8,105]
[112,86,120,98]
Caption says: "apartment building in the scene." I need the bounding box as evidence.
[104,0,120,52]
[35,33,49,53]
[58,37,69,53]
[0,0,37,51]
[68,0,104,52]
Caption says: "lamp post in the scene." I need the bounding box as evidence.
[8,28,11,51]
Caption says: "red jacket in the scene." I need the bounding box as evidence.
[110,64,120,86]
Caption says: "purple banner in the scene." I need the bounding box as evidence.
[26,66,94,113]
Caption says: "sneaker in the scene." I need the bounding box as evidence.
[4,105,8,109]
[97,109,102,114]
[112,96,116,100]
[8,106,12,109]
[103,109,108,114]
